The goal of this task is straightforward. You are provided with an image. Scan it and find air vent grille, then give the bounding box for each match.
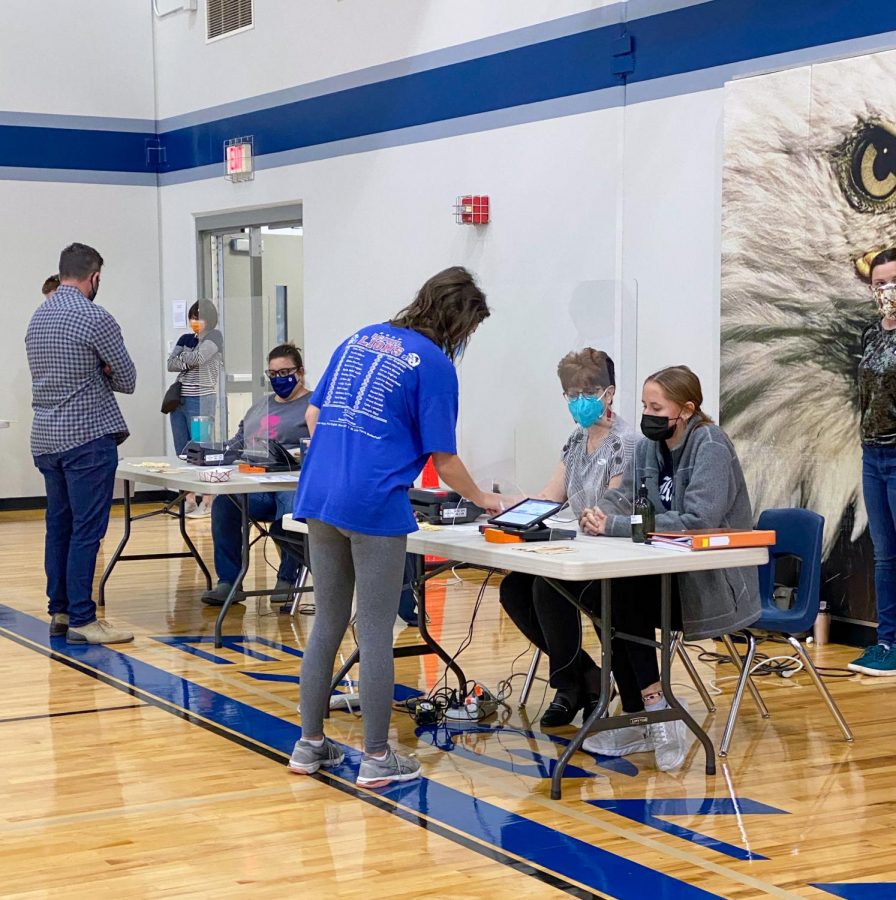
[207,0,253,41]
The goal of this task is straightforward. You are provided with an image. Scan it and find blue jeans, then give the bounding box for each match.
[211,490,304,584]
[170,394,216,455]
[34,435,119,627]
[862,445,896,645]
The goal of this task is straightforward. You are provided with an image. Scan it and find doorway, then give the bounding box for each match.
[196,205,303,440]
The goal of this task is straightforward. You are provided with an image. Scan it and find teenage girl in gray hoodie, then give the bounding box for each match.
[580,365,760,771]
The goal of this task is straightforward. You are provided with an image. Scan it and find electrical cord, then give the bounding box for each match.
[493,644,542,705]
[427,569,495,700]
[682,638,856,683]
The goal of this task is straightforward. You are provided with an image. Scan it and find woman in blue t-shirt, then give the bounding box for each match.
[288,267,502,787]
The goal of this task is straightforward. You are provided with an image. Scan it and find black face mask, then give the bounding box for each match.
[640,414,678,441]
[87,274,100,301]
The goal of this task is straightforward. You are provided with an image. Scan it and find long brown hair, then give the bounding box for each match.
[390,266,489,358]
[645,365,713,426]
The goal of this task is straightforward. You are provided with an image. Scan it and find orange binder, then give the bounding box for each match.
[648,529,776,552]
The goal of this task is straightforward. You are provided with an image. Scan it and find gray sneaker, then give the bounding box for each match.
[582,722,652,757]
[66,619,134,645]
[49,613,69,637]
[201,582,246,606]
[648,698,690,772]
[356,749,421,787]
[287,737,345,774]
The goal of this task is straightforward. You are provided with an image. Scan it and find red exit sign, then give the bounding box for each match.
[226,142,252,175]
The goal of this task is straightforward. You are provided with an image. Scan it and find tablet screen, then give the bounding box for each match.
[488,498,563,529]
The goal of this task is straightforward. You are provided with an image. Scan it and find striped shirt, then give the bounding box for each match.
[167,332,223,396]
[562,415,636,518]
[26,285,136,456]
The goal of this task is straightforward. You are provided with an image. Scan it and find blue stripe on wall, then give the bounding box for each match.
[0,124,156,173]
[0,604,724,899]
[158,27,619,173]
[2,0,896,180]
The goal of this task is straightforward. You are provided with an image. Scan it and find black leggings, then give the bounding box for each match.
[499,572,600,696]
[604,575,683,712]
[499,572,682,712]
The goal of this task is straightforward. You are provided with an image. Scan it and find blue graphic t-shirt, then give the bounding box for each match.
[294,323,459,536]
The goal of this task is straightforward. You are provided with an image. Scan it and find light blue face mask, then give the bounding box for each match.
[453,339,469,364]
[567,391,606,428]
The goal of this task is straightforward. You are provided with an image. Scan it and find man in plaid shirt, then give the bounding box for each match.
[26,243,137,645]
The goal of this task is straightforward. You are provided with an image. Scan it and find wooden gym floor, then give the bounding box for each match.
[0,504,894,899]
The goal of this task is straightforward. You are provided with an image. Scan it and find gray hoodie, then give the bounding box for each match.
[598,418,761,640]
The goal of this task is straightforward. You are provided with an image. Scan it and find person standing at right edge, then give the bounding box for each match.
[26,243,136,645]
[289,267,501,787]
[851,247,896,676]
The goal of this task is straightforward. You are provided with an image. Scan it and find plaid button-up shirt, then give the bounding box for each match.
[26,285,136,457]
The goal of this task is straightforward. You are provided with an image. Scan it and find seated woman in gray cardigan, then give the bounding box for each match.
[579,365,760,771]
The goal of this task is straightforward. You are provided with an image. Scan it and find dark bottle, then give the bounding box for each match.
[631,477,655,544]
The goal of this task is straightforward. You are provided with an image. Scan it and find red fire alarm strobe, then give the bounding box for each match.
[454,195,490,224]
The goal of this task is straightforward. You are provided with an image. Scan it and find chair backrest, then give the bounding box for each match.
[756,507,825,634]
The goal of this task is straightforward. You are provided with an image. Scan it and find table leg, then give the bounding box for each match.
[178,495,212,589]
[327,649,361,714]
[550,579,613,800]
[658,573,716,775]
[98,479,133,608]
[214,494,250,648]
[322,554,468,709]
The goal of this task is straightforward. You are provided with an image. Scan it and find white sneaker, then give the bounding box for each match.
[582,723,652,757]
[648,698,689,772]
[186,501,211,519]
[66,619,134,645]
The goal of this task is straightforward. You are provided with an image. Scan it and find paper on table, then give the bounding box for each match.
[252,473,300,483]
[512,544,577,555]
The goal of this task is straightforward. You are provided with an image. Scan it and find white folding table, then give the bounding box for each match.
[283,515,767,799]
[102,457,303,647]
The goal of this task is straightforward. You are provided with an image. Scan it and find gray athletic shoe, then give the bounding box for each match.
[356,749,421,787]
[66,619,134,645]
[201,582,245,606]
[648,698,690,772]
[287,737,345,774]
[49,613,69,637]
[582,723,652,757]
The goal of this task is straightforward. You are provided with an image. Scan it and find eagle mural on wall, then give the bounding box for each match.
[720,50,896,622]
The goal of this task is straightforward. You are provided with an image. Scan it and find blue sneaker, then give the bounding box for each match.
[848,643,896,676]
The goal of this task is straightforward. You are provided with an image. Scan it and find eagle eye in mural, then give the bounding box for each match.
[834,117,896,213]
[720,52,896,629]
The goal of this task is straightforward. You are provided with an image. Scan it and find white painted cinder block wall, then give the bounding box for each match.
[0,0,736,498]
[151,0,615,119]
[152,1,723,493]
[0,0,163,499]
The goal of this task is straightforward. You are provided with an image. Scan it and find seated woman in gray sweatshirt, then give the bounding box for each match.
[579,365,760,771]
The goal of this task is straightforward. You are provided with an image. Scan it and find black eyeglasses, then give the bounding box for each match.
[266,366,299,378]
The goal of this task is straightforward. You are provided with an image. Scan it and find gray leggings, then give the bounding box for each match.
[300,519,407,755]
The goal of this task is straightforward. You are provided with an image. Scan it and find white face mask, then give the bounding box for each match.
[872,282,896,318]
